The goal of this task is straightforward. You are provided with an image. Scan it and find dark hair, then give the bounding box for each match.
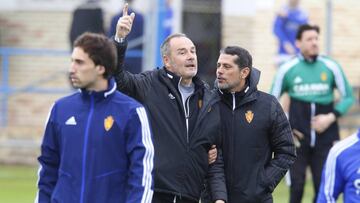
[296,24,320,40]
[74,32,117,79]
[220,46,252,69]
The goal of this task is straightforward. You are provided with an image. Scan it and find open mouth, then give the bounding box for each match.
[185,64,195,68]
[217,78,225,82]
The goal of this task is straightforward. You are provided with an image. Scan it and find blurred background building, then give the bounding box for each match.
[0,0,359,164]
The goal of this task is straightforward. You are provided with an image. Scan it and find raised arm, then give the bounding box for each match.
[113,3,152,101]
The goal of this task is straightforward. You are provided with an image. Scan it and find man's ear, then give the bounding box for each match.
[241,67,250,79]
[163,55,169,67]
[96,65,105,75]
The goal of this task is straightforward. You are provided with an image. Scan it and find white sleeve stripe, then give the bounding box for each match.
[138,108,154,184]
[271,58,299,98]
[34,166,42,203]
[136,107,154,203]
[318,57,346,96]
[136,107,152,203]
[137,107,152,203]
[323,133,359,202]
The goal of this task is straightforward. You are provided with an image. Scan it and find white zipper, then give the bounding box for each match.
[184,95,192,143]
[310,103,316,147]
[232,93,236,111]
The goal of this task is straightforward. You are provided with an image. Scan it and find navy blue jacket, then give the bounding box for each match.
[317,129,360,203]
[218,69,296,202]
[36,79,154,203]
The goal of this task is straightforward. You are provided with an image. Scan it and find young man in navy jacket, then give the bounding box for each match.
[36,32,154,203]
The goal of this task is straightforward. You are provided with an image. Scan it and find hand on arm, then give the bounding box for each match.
[311,113,336,134]
[208,145,217,164]
[207,149,227,202]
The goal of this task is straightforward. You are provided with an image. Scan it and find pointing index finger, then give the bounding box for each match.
[122,3,128,17]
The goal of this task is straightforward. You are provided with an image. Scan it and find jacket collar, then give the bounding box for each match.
[161,67,207,92]
[80,78,117,99]
[298,53,318,63]
[217,67,260,95]
[217,68,261,108]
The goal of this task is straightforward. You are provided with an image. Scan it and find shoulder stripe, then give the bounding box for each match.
[43,103,54,129]
[136,107,154,203]
[271,58,299,98]
[323,133,359,202]
[318,57,346,97]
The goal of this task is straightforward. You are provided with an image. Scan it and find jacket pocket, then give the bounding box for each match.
[258,167,270,192]
[51,170,77,202]
[89,169,126,202]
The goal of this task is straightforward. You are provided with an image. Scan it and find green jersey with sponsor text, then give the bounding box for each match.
[271,55,354,115]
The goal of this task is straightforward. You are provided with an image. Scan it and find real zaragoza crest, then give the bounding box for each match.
[245,110,254,123]
[104,116,114,131]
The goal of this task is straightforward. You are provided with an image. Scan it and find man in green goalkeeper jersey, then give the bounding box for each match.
[271,24,355,203]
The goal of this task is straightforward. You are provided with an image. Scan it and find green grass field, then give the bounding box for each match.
[0,164,342,203]
[0,165,38,203]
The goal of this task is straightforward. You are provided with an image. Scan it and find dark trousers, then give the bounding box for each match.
[289,144,332,203]
[152,192,198,203]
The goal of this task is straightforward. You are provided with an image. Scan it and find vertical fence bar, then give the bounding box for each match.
[155,0,166,68]
[0,51,10,127]
[325,0,333,56]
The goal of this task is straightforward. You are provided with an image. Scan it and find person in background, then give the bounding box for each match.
[69,0,104,49]
[273,0,308,67]
[317,128,360,203]
[317,91,360,203]
[108,0,144,74]
[271,24,355,203]
[273,0,308,115]
[35,32,154,202]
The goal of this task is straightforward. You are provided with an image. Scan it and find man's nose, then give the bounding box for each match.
[187,52,195,60]
[69,62,76,73]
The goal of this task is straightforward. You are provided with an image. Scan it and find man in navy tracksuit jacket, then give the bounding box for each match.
[36,33,154,203]
[317,128,360,203]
